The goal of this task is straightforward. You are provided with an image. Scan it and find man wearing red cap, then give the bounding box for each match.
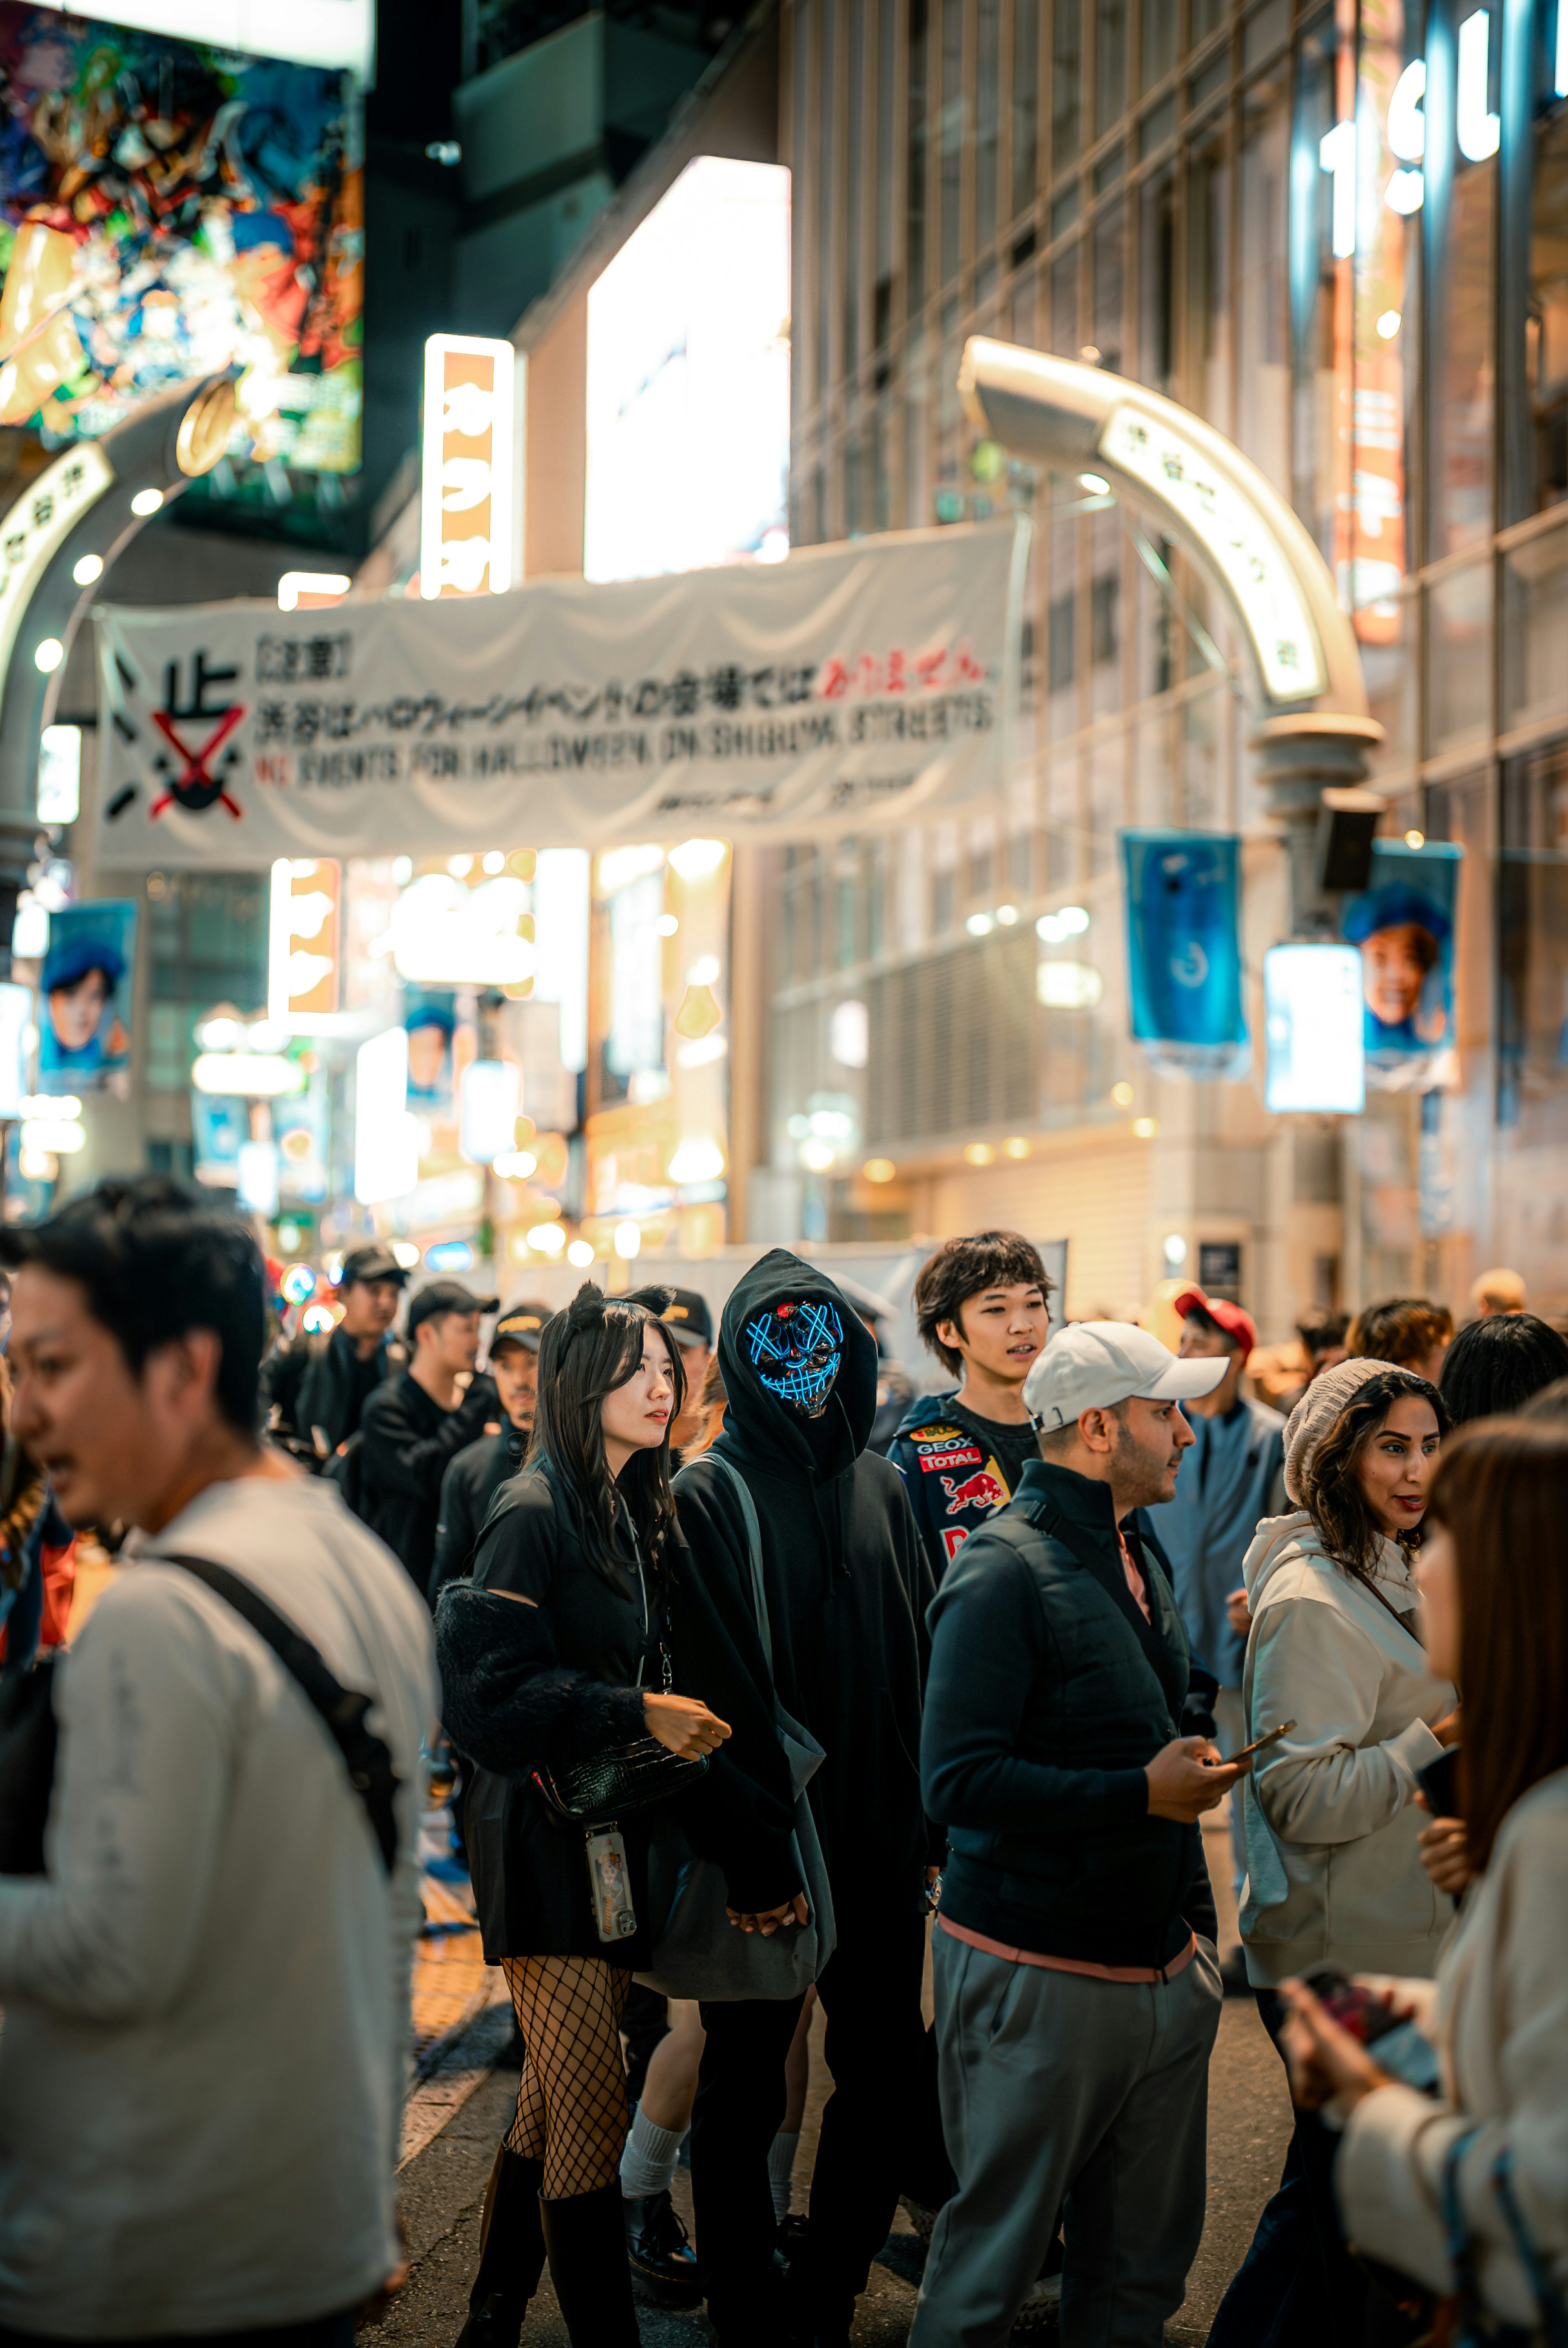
[1141,1288,1286,1947]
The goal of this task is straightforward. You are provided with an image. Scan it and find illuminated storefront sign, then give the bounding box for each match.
[585,156,791,584]
[1264,944,1366,1115]
[0,445,114,688]
[1098,407,1326,701]
[421,335,516,599]
[31,0,373,76]
[268,858,342,1027]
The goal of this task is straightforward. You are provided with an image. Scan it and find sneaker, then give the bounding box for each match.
[1011,2270,1062,2333]
[623,2188,702,2308]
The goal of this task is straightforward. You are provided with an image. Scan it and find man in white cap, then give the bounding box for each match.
[912,1322,1244,2348]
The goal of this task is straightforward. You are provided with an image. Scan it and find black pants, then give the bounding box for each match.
[691,1909,929,2340]
[0,2318,356,2348]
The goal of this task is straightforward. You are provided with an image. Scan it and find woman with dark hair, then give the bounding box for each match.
[435,1284,800,2348]
[1209,1356,1459,2348]
[1279,1419,1568,2339]
[1439,1309,1568,1426]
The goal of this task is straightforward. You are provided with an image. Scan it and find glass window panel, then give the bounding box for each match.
[1243,0,1289,69]
[1010,262,1039,344]
[1350,8,1419,624]
[1142,0,1176,88]
[1131,525,1177,699]
[1092,143,1124,193]
[977,0,1000,250]
[941,0,964,283]
[1138,164,1176,392]
[1051,181,1082,236]
[876,0,896,287]
[1189,0,1227,44]
[1047,518,1078,736]
[1290,24,1339,566]
[1091,203,1124,371]
[1497,747,1568,1207]
[1188,52,1228,110]
[1502,520,1568,734]
[1433,156,1497,555]
[1186,128,1232,435]
[1052,243,1080,352]
[1094,0,1127,138]
[1361,586,1419,783]
[908,0,930,311]
[1089,508,1121,718]
[1427,561,1494,756]
[1012,0,1040,217]
[1052,0,1081,174]
[1139,94,1176,155]
[1089,734,1124,874]
[1236,71,1290,496]
[1529,110,1568,512]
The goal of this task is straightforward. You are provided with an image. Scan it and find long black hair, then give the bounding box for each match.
[1303,1366,1450,1583]
[529,1282,685,1584]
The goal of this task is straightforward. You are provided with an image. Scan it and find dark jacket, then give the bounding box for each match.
[429,1420,524,1603]
[438,1456,799,1965]
[260,1325,406,1458]
[671,1248,940,1925]
[922,1456,1218,1970]
[359,1369,497,1594]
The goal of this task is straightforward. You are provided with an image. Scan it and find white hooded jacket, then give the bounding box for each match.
[1238,1511,1455,1987]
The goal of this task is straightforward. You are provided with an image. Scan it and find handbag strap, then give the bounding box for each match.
[154,1552,399,1877]
[1493,2147,1568,2348]
[698,1453,773,1672]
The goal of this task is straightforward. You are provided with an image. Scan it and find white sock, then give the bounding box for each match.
[768,2129,800,2223]
[619,2108,686,2201]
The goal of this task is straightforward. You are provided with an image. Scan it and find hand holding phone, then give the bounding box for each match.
[1214,1719,1296,1771]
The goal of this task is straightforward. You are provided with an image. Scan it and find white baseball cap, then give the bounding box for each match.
[1023,1320,1229,1432]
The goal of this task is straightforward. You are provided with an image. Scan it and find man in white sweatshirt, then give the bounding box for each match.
[0,1177,438,2346]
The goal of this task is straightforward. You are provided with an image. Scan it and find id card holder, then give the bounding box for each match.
[585,1827,637,1943]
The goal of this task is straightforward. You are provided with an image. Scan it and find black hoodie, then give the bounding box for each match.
[670,1248,939,1922]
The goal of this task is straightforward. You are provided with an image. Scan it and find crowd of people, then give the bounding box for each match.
[0,1180,1564,2348]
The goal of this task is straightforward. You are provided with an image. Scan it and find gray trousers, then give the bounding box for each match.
[909,1927,1223,2348]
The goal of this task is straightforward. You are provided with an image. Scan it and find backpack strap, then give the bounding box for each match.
[156,1552,399,1876]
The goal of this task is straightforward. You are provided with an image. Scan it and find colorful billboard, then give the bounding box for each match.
[36,896,137,1095]
[0,6,361,486]
[1343,837,1463,1090]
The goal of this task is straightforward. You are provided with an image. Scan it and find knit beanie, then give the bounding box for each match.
[1283,1354,1401,1506]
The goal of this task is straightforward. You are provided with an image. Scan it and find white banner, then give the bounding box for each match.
[91,519,1027,867]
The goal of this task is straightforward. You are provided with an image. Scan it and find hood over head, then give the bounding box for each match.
[716,1247,878,1487]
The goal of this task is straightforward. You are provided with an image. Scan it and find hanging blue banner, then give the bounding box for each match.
[1343,838,1463,1092]
[1121,831,1248,1078]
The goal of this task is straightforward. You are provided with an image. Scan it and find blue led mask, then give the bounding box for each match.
[745,1297,844,1417]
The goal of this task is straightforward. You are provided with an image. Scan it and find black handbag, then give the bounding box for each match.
[0,1652,59,1875]
[531,1733,708,1827]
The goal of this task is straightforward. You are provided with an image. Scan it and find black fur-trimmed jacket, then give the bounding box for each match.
[435,1455,800,1966]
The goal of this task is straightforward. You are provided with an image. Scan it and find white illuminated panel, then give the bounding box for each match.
[37,725,81,824]
[268,856,341,1027]
[459,1058,523,1165]
[421,335,516,599]
[1457,9,1499,161]
[585,156,791,583]
[1099,406,1326,701]
[30,0,373,76]
[354,1025,419,1205]
[1264,943,1365,1114]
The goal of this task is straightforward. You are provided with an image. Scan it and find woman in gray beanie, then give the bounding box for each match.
[1208,1356,1459,2348]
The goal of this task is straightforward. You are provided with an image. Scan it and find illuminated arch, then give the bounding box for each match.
[0,370,244,959]
[958,339,1384,810]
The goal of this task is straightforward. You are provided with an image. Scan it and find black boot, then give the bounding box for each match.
[623,2187,702,2307]
[454,2146,546,2348]
[540,2182,642,2346]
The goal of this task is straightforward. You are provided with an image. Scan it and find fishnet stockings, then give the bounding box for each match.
[502,1956,632,2196]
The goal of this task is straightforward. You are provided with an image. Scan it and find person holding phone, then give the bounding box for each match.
[433,1286,801,2348]
[1209,1356,1458,2348]
[1276,1417,1568,2342]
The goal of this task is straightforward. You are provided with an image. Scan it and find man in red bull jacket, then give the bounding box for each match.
[888,1232,1054,1582]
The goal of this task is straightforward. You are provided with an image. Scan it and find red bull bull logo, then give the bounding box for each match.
[940,1467,1009,1515]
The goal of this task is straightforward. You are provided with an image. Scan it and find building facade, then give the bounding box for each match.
[757,0,1568,1325]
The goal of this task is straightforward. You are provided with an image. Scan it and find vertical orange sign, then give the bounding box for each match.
[420,334,516,599]
[269,857,342,1024]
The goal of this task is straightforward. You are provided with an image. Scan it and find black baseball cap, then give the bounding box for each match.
[491,1298,552,1354]
[659,1287,715,1350]
[406,1278,499,1337]
[338,1243,408,1290]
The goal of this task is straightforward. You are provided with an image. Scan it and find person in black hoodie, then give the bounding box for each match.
[435,1284,800,2348]
[428,1297,550,1603]
[670,1248,939,2348]
[910,1321,1241,2348]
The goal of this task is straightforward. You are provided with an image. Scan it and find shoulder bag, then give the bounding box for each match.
[636,1452,837,2002]
[0,1552,400,1878]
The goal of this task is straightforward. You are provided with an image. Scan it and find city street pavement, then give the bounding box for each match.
[366,1808,1292,2346]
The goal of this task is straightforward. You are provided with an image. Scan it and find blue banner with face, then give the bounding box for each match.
[744,1296,844,1416]
[1343,839,1463,1090]
[1120,831,1247,1078]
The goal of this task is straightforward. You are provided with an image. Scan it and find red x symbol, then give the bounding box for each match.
[150,703,247,818]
